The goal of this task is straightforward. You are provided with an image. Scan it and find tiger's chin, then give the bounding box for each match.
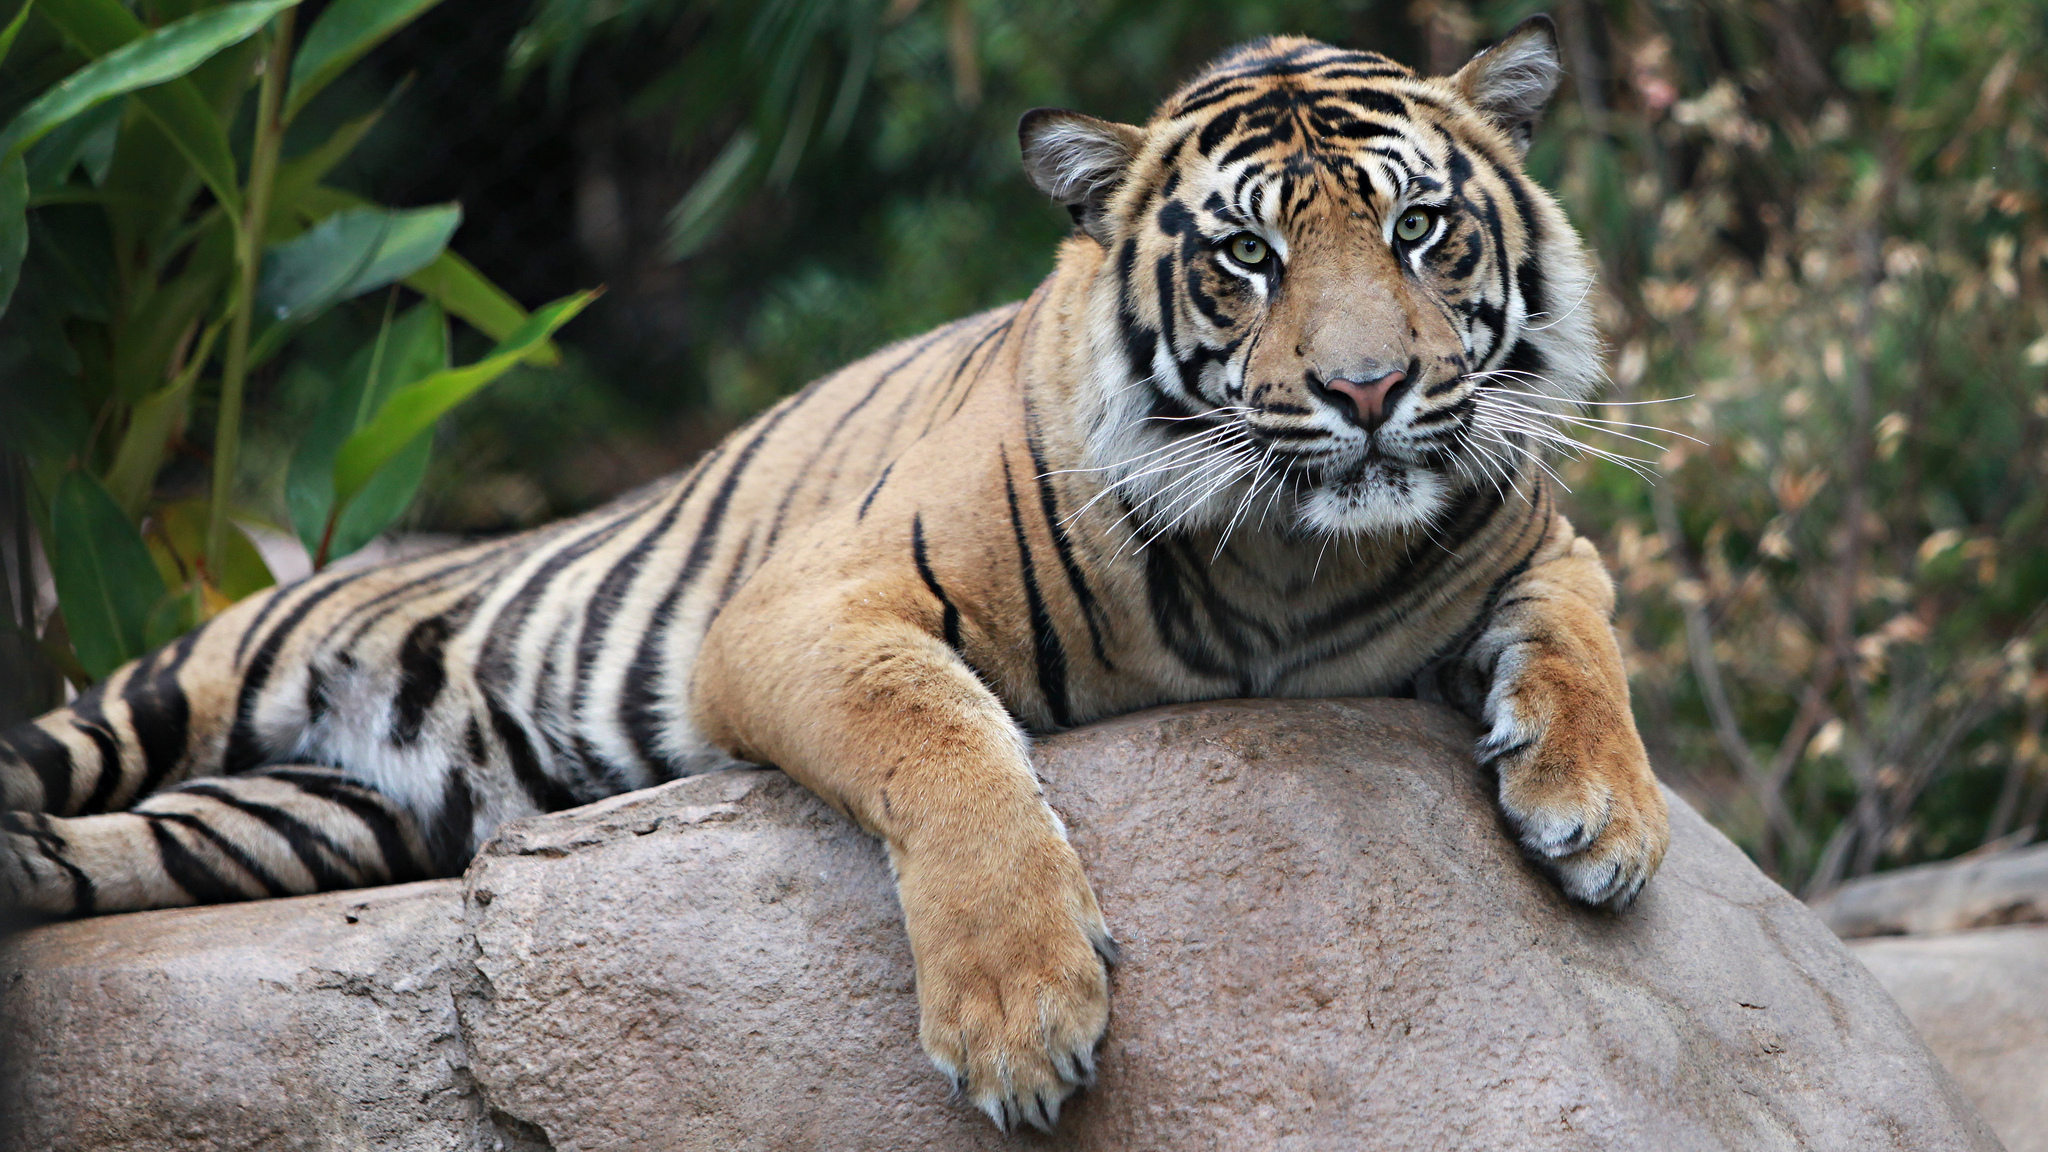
[1299,460,1453,536]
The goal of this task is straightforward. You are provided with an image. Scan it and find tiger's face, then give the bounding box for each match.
[1023,19,1601,538]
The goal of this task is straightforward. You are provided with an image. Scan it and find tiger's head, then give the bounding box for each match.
[1021,17,1601,538]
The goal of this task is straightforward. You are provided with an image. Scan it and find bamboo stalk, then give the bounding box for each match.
[205,9,296,585]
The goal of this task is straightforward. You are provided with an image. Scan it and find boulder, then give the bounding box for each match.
[1,699,2002,1151]
[1851,927,2048,1152]
[0,879,517,1151]
[1813,843,2048,939]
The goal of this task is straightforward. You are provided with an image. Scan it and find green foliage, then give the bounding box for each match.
[327,288,594,514]
[47,468,163,679]
[287,296,447,566]
[0,0,593,691]
[0,0,295,160]
[255,202,461,323]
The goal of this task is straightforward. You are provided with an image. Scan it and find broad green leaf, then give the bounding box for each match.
[99,96,207,260]
[105,374,194,513]
[293,184,559,364]
[404,249,558,364]
[104,308,225,513]
[0,0,299,161]
[267,104,385,236]
[255,203,460,323]
[0,154,25,319]
[332,289,596,508]
[32,0,288,217]
[289,299,447,563]
[284,0,440,123]
[50,469,167,680]
[23,95,123,191]
[0,0,33,64]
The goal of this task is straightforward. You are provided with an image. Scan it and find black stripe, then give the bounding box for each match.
[489,695,580,813]
[1024,428,1112,669]
[911,515,963,651]
[232,583,298,667]
[124,631,196,797]
[857,461,894,520]
[1,722,71,814]
[176,782,359,889]
[222,577,364,774]
[570,452,724,749]
[329,534,538,653]
[70,687,124,812]
[621,398,799,776]
[149,811,290,897]
[390,614,452,745]
[477,509,644,691]
[425,767,476,876]
[3,812,96,913]
[261,771,427,884]
[304,661,331,725]
[149,818,248,904]
[709,530,756,619]
[918,316,1014,435]
[1002,451,1072,728]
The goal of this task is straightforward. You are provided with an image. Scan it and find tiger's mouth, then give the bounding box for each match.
[1232,411,1472,535]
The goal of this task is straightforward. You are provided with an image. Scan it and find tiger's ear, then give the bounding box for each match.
[1452,14,1563,155]
[1019,108,1145,244]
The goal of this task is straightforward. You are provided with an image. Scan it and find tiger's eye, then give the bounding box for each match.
[1396,209,1433,243]
[1229,233,1269,265]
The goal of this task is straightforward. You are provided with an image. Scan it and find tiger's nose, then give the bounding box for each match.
[1326,370,1407,431]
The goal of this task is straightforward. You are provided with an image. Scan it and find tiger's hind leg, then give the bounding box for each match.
[0,767,447,920]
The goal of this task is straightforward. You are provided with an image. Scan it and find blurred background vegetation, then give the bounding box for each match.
[2,0,2044,896]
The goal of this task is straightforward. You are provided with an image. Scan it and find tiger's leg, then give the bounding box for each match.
[693,584,1112,1134]
[0,767,440,919]
[1445,517,1670,909]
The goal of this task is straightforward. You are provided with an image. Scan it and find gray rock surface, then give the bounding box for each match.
[1851,926,2048,1152]
[2,699,2004,1151]
[1814,843,2048,939]
[0,879,531,1151]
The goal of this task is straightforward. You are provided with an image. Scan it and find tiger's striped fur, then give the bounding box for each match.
[2,19,1667,1132]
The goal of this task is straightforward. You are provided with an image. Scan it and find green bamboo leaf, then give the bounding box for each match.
[0,0,300,162]
[33,0,260,216]
[404,249,558,364]
[331,289,596,509]
[290,184,559,364]
[0,154,25,319]
[23,95,123,192]
[255,202,460,323]
[50,469,168,680]
[289,299,447,563]
[267,103,386,233]
[283,0,440,123]
[0,0,33,64]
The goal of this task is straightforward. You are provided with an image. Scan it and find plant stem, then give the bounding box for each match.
[206,8,296,586]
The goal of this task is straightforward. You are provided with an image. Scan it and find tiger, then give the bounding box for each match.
[1,15,1668,1133]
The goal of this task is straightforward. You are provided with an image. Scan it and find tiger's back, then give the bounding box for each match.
[0,302,1036,902]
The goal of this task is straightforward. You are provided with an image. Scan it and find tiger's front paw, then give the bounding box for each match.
[1479,679,1670,911]
[898,820,1113,1133]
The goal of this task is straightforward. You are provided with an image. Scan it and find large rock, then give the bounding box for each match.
[1851,927,2048,1152]
[0,879,523,1150]
[1814,843,2048,939]
[1,699,2002,1150]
